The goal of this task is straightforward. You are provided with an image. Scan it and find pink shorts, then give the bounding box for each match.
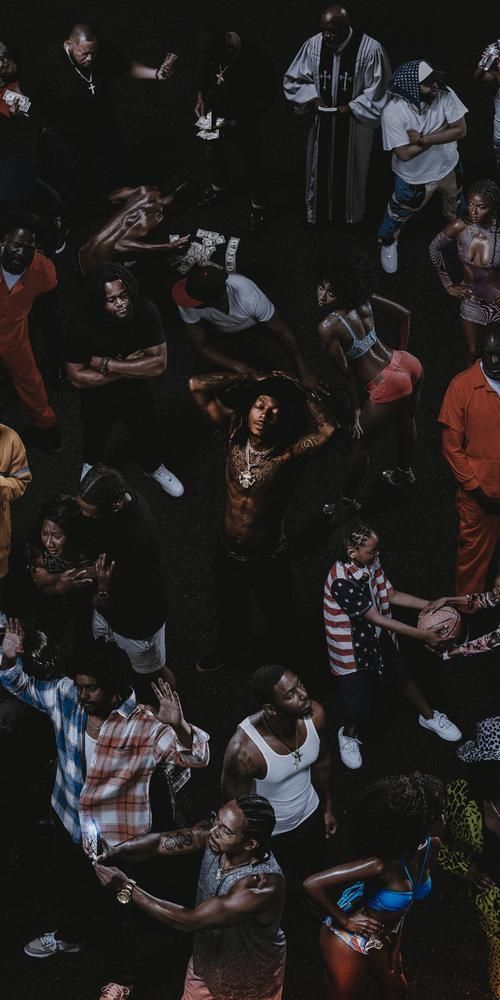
[366,351,423,404]
[181,957,284,1000]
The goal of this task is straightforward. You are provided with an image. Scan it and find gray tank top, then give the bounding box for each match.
[192,847,286,1000]
[330,303,378,361]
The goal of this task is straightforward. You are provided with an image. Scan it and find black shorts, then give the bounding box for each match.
[337,631,410,724]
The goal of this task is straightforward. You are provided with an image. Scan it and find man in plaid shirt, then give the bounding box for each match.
[0,621,209,1000]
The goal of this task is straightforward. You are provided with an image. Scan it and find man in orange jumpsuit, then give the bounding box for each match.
[0,213,62,451]
[439,327,500,594]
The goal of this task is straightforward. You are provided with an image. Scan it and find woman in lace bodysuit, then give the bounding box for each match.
[429,178,500,364]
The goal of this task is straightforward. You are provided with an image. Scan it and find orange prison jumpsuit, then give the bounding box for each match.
[0,252,57,428]
[439,362,500,594]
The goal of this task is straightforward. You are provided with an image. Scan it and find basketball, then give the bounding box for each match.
[417,605,463,645]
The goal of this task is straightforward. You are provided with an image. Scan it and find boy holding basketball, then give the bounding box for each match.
[323,517,462,769]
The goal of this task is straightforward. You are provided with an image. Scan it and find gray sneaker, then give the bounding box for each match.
[24,930,84,958]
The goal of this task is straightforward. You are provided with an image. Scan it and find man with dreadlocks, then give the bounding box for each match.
[323,517,461,769]
[189,370,336,672]
[96,793,286,1000]
[65,262,183,496]
[429,178,500,365]
[377,59,467,274]
[0,625,209,999]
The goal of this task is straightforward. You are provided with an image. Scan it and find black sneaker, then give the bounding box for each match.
[196,650,225,674]
[197,185,224,208]
[24,425,63,454]
[381,468,416,487]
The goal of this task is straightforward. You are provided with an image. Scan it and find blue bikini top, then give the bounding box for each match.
[337,837,432,916]
[329,303,377,361]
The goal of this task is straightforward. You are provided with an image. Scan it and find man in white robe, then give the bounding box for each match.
[283,6,390,225]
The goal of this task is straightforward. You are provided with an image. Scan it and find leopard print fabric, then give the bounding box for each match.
[439,779,500,997]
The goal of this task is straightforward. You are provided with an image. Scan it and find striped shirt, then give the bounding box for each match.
[323,557,393,676]
[0,658,210,845]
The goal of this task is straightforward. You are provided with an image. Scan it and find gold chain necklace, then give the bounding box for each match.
[216,859,253,881]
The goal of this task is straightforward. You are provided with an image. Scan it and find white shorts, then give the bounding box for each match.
[92,610,166,674]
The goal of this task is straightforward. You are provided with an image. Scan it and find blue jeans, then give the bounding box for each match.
[378,163,465,244]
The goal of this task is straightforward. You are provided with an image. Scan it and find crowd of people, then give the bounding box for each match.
[0,7,499,1000]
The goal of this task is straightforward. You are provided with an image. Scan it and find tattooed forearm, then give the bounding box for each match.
[305,395,337,430]
[189,372,250,394]
[159,818,211,856]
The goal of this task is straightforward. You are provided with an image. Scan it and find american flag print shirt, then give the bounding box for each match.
[323,557,393,676]
[0,659,210,845]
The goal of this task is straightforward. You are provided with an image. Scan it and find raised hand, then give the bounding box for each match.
[1,618,24,663]
[95,553,115,592]
[151,677,185,730]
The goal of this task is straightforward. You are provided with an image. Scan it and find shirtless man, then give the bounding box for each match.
[222,664,336,881]
[188,370,336,671]
[78,185,190,274]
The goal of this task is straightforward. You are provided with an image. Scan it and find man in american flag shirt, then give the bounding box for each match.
[0,622,209,1000]
[323,518,461,771]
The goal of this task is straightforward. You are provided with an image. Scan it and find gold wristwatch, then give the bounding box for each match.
[116,879,136,904]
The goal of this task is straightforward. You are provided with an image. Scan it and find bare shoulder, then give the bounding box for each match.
[318,313,340,339]
[309,699,326,730]
[224,726,261,775]
[228,870,285,897]
[444,218,466,239]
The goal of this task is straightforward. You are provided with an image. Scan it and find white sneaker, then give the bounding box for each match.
[24,930,84,958]
[419,710,462,742]
[147,464,184,498]
[338,726,363,768]
[380,243,398,274]
[80,462,93,481]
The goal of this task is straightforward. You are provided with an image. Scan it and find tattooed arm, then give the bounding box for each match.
[221,728,261,800]
[98,818,212,865]
[282,394,336,462]
[189,372,253,427]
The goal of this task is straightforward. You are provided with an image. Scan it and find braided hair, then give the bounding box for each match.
[236,794,277,861]
[347,772,446,860]
[467,178,500,223]
[79,464,128,514]
[328,515,375,563]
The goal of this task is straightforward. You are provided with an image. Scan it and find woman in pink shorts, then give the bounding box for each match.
[317,250,423,508]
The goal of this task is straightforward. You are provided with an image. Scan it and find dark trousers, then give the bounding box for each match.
[211,540,297,665]
[271,805,326,883]
[205,123,266,206]
[338,631,411,731]
[41,126,127,227]
[53,813,136,984]
[79,381,163,471]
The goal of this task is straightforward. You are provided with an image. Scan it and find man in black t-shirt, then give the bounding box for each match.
[77,465,169,679]
[24,22,177,225]
[65,262,184,497]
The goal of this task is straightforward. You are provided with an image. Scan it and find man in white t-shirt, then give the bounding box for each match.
[172,263,316,385]
[377,60,468,273]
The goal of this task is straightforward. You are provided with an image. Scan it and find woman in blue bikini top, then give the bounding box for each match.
[304,773,445,1000]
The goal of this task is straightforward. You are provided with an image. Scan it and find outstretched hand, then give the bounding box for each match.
[94,863,128,890]
[2,618,24,662]
[152,677,185,730]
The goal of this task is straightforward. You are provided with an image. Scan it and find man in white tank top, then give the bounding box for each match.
[221,665,337,881]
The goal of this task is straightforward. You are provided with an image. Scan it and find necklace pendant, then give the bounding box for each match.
[239,469,256,489]
[216,72,224,85]
[292,749,303,769]
[89,81,96,95]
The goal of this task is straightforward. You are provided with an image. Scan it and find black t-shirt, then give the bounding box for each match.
[65,297,165,368]
[24,40,130,143]
[82,489,166,637]
[199,38,275,121]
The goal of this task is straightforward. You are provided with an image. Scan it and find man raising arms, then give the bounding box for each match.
[188,371,336,671]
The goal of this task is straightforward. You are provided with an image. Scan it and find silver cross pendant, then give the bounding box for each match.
[238,469,256,489]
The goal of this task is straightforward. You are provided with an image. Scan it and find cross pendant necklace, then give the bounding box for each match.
[264,718,304,769]
[216,63,229,86]
[64,43,96,95]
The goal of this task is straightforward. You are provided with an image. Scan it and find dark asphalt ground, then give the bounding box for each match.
[1,2,500,998]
